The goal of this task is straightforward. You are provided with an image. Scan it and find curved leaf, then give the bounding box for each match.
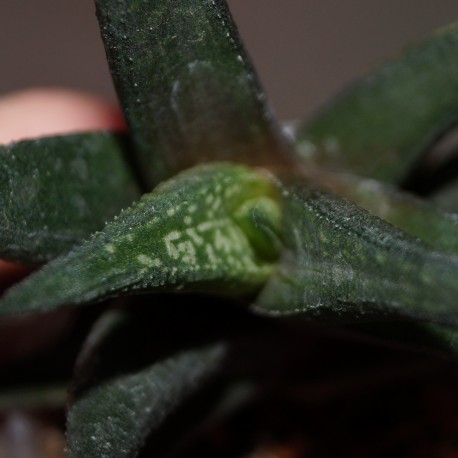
[0,132,140,264]
[96,0,292,189]
[0,163,281,315]
[67,304,228,458]
[256,181,458,327]
[308,169,458,255]
[295,23,458,183]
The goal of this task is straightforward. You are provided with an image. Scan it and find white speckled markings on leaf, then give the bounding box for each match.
[0,163,282,315]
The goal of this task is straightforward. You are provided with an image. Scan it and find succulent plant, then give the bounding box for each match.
[1,1,458,456]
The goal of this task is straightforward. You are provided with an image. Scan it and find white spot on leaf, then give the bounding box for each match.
[137,255,161,268]
[164,231,181,259]
[105,244,116,254]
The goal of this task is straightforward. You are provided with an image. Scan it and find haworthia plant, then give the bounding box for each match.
[295,23,458,183]
[0,163,281,315]
[0,133,140,264]
[96,0,293,189]
[2,1,458,456]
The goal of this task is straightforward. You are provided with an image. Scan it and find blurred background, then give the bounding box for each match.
[1,0,458,121]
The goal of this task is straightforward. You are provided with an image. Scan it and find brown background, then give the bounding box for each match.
[1,1,458,120]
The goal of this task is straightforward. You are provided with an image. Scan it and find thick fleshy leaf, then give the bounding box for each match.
[96,0,292,189]
[0,132,140,264]
[295,24,458,183]
[68,298,383,457]
[294,126,458,361]
[256,182,458,327]
[68,337,225,458]
[0,163,281,315]
[66,299,239,458]
[307,169,458,255]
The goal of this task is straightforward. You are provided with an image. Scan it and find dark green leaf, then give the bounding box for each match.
[96,0,292,189]
[308,169,458,254]
[67,306,228,458]
[256,182,458,327]
[0,132,141,264]
[289,136,458,355]
[295,24,458,183]
[0,163,281,315]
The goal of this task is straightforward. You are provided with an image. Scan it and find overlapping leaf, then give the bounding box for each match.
[0,132,140,264]
[3,3,458,456]
[295,24,458,183]
[256,181,458,327]
[67,303,230,458]
[70,298,398,457]
[287,23,458,355]
[306,169,458,254]
[96,0,293,189]
[0,163,281,315]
